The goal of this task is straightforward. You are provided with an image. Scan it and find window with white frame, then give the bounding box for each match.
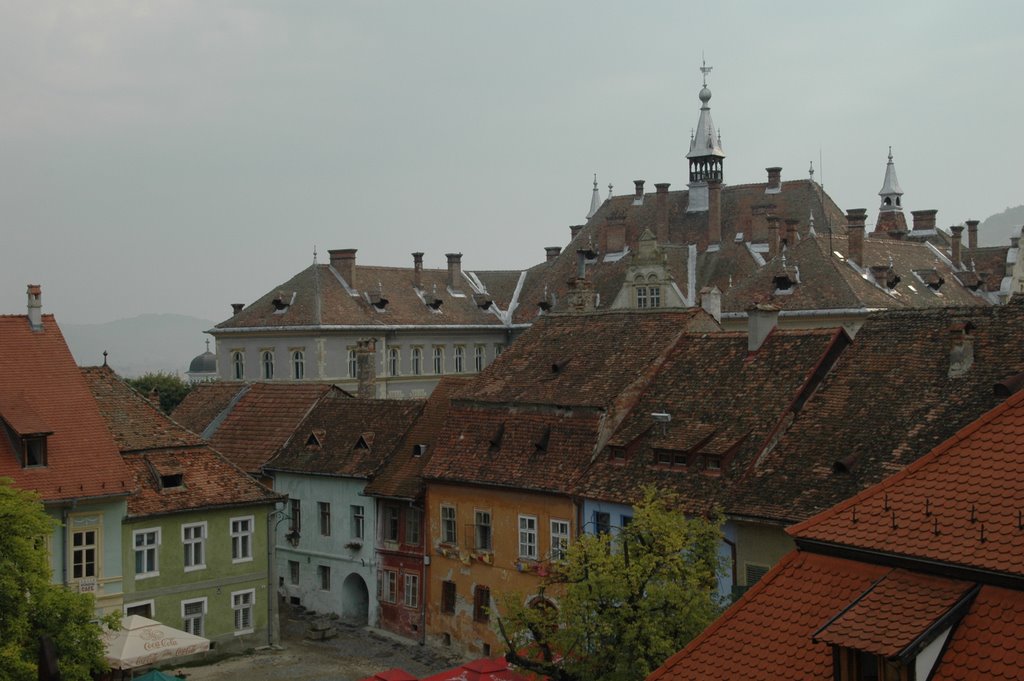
[351,505,364,539]
[288,560,300,585]
[348,349,357,378]
[232,351,244,380]
[261,350,274,379]
[411,348,422,375]
[134,528,160,578]
[125,600,154,617]
[433,347,444,374]
[441,505,457,544]
[182,598,206,637]
[518,515,538,559]
[182,522,206,571]
[405,508,421,546]
[382,570,398,603]
[649,285,661,308]
[474,345,485,372]
[318,564,331,591]
[231,516,253,562]
[454,346,465,373]
[71,526,99,580]
[232,589,255,634]
[388,347,400,376]
[292,350,305,379]
[636,285,649,309]
[550,519,570,560]
[319,502,331,536]
[404,573,419,608]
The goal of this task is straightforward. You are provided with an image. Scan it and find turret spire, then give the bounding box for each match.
[586,174,601,219]
[878,146,904,212]
[686,58,725,213]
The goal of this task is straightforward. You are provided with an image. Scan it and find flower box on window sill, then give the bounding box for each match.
[344,540,362,551]
[471,550,494,565]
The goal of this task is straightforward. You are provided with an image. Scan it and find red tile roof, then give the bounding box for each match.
[171,381,247,436]
[0,315,132,502]
[932,585,1024,681]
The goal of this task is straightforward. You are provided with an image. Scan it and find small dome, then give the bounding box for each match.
[699,86,712,104]
[189,351,217,374]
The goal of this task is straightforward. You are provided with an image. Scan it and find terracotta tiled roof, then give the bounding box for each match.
[790,382,1024,577]
[932,586,1024,680]
[423,405,604,495]
[462,310,719,408]
[729,300,1024,523]
[365,376,471,500]
[812,570,973,658]
[171,381,246,436]
[0,315,132,502]
[174,382,339,474]
[649,551,887,681]
[82,365,204,452]
[264,391,423,479]
[574,328,844,513]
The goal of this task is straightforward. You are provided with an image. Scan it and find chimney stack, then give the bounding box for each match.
[707,178,722,246]
[747,303,780,352]
[655,183,671,244]
[412,252,424,289]
[329,249,357,288]
[950,225,964,269]
[846,209,867,267]
[545,247,561,263]
[765,167,782,193]
[966,219,980,249]
[26,284,42,331]
[633,180,645,205]
[355,338,377,398]
[784,218,800,250]
[231,303,245,315]
[767,216,781,260]
[569,225,584,240]
[446,253,463,290]
[911,209,938,232]
[699,286,722,323]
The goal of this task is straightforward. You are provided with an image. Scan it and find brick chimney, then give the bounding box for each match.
[633,180,645,206]
[748,303,780,352]
[569,225,584,240]
[708,178,722,246]
[767,216,780,260]
[846,209,867,267]
[231,303,245,315]
[950,225,964,270]
[329,249,357,288]
[355,338,377,399]
[784,218,800,250]
[545,247,561,263]
[26,284,42,331]
[446,253,462,290]
[966,219,980,249]
[412,252,424,289]
[911,209,938,232]
[699,286,721,323]
[765,167,782,194]
[655,183,670,243]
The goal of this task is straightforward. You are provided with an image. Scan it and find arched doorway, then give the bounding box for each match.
[341,573,369,624]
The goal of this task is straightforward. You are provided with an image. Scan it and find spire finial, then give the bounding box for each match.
[205,339,210,352]
[608,182,614,200]
[809,161,815,181]
[313,245,318,264]
[102,350,108,366]
[888,145,893,162]
[587,174,601,219]
[700,53,712,87]
[593,173,597,189]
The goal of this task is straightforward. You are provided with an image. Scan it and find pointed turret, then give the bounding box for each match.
[686,59,725,213]
[586,174,601,220]
[874,147,908,239]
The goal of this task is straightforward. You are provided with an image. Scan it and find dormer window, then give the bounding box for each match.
[22,436,47,467]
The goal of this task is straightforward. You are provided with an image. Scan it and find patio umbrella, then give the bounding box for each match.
[133,671,183,681]
[102,615,210,670]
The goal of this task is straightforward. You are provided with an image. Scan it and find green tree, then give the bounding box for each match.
[497,489,725,681]
[125,371,192,414]
[0,479,116,681]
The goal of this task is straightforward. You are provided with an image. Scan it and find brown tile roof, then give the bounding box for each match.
[648,551,887,681]
[729,300,1024,523]
[171,381,245,436]
[722,234,988,313]
[790,382,1024,577]
[175,382,339,474]
[81,365,204,452]
[0,315,132,502]
[573,328,844,513]
[461,309,719,409]
[364,376,471,500]
[264,391,423,479]
[932,586,1024,681]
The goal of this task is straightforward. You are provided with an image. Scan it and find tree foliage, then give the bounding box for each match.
[125,371,192,414]
[498,489,725,681]
[0,479,116,681]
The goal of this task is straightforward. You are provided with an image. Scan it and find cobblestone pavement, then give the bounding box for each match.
[162,603,466,681]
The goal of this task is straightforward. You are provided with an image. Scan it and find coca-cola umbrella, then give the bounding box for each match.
[102,615,210,670]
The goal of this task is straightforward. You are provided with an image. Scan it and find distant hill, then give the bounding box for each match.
[980,205,1024,246]
[62,314,217,378]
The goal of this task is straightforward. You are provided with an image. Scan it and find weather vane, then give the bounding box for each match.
[700,53,712,86]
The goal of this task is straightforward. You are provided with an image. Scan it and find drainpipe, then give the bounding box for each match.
[414,500,427,646]
[268,502,287,647]
[61,506,70,586]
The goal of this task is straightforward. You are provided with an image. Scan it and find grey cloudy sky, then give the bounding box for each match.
[1,1,1021,325]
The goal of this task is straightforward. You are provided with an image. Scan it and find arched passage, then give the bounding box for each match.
[341,572,369,624]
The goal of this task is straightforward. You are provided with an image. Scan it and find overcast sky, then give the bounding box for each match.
[2,1,1021,325]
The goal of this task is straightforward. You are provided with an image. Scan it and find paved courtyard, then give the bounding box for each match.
[162,603,466,681]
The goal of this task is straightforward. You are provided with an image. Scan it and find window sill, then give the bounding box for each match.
[233,628,254,637]
[184,565,206,573]
[232,556,254,564]
[135,572,159,580]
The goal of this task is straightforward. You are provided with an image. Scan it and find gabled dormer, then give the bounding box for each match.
[0,395,52,468]
[610,229,686,309]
